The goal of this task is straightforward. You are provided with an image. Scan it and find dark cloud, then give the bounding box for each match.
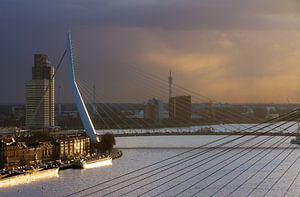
[0,0,300,103]
[1,0,299,30]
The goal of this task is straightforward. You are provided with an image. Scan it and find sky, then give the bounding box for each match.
[1,0,300,104]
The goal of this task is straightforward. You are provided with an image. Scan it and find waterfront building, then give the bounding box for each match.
[53,134,90,160]
[0,137,53,168]
[25,54,55,129]
[169,96,192,122]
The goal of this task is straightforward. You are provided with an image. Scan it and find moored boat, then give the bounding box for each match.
[0,167,59,188]
[74,156,112,169]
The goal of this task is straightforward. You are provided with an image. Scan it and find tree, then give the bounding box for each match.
[99,133,116,154]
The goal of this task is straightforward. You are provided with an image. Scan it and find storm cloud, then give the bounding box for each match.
[1,0,300,103]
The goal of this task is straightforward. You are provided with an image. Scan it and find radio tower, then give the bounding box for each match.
[168,69,173,98]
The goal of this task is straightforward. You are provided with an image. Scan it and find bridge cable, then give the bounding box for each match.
[87,120,295,197]
[65,109,299,197]
[77,76,241,132]
[81,115,297,196]
[282,161,300,196]
[118,124,296,197]
[180,122,297,196]
[126,66,256,128]
[77,77,245,136]
[79,64,255,131]
[77,81,122,129]
[78,79,147,130]
[169,136,291,197]
[244,144,297,197]
[120,135,281,197]
[207,138,297,196]
[77,71,290,135]
[136,136,290,196]
[78,79,169,134]
[226,143,297,196]
[77,82,111,129]
[128,65,263,123]
[188,137,295,196]
[261,151,300,197]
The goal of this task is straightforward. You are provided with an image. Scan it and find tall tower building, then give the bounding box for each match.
[25,54,55,129]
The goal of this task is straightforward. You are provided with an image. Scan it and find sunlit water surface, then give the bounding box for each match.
[2,134,300,197]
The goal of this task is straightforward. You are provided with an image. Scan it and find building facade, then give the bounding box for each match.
[169,96,192,122]
[25,54,54,129]
[0,137,53,168]
[53,134,90,160]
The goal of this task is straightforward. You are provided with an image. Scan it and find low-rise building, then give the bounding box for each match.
[0,137,53,168]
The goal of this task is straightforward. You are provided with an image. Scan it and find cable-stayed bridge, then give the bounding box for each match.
[49,33,300,196]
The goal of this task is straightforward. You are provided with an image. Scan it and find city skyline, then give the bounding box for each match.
[1,0,300,104]
[1,1,300,196]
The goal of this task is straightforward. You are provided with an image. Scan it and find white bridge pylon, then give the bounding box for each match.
[66,32,99,143]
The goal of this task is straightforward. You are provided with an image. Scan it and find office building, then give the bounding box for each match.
[25,54,55,129]
[169,96,192,121]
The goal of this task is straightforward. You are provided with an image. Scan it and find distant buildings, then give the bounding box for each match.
[167,71,192,123]
[266,106,280,119]
[169,96,192,122]
[144,98,164,123]
[123,109,144,119]
[25,54,55,129]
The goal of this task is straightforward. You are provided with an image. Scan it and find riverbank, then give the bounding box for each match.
[0,149,123,188]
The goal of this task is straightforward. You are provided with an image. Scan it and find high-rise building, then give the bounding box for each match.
[25,54,55,129]
[169,96,191,121]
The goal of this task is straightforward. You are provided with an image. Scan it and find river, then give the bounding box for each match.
[1,135,300,197]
